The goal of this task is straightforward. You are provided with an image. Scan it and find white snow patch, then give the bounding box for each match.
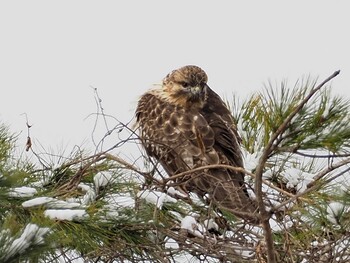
[94,172,113,190]
[101,193,136,220]
[167,186,187,198]
[104,193,135,208]
[243,151,261,171]
[203,219,219,232]
[188,192,205,206]
[181,215,197,231]
[81,190,96,206]
[30,180,44,188]
[137,189,177,209]
[44,209,88,221]
[269,215,293,232]
[77,183,93,193]
[284,168,313,193]
[1,224,50,262]
[327,202,345,225]
[104,210,120,219]
[9,187,37,197]
[22,197,81,209]
[77,183,96,206]
[66,183,97,206]
[164,237,180,249]
[180,216,203,238]
[236,248,255,259]
[168,211,183,221]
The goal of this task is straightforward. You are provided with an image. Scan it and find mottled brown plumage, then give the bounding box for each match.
[135,65,258,223]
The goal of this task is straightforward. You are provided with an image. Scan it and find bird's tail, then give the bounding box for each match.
[183,169,259,224]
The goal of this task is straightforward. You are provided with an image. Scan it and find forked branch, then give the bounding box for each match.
[254,70,340,263]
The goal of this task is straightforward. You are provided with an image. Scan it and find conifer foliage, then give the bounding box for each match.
[1,71,350,263]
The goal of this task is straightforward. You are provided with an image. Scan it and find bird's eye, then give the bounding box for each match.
[181,82,189,88]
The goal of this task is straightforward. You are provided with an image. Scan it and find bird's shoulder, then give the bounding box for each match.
[202,87,242,143]
[136,88,170,119]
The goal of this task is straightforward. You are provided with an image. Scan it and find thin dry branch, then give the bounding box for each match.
[164,164,308,202]
[308,156,350,187]
[271,157,350,212]
[104,152,163,185]
[162,228,255,262]
[295,150,350,159]
[104,153,142,174]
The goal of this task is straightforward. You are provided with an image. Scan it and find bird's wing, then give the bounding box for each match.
[201,87,245,178]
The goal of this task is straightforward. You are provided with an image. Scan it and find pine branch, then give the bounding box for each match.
[254,70,340,263]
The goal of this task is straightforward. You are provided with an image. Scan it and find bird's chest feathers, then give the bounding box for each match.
[139,93,216,158]
[161,107,214,153]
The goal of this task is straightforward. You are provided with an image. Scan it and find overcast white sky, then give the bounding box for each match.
[0,1,349,157]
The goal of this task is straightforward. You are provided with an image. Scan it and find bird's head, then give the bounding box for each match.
[162,65,209,108]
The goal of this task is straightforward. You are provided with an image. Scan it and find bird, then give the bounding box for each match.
[135,65,258,223]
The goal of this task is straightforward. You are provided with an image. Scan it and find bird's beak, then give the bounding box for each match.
[189,86,202,94]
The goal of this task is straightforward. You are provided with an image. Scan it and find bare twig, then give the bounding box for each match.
[271,157,350,212]
[90,86,110,148]
[309,156,350,187]
[161,228,255,262]
[295,150,350,159]
[165,164,307,201]
[21,113,33,151]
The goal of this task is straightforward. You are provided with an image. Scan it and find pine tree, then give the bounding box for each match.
[1,70,350,263]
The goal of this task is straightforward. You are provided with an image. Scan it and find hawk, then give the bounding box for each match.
[135,65,258,223]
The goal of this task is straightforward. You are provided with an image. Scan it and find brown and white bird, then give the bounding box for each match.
[135,65,258,223]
